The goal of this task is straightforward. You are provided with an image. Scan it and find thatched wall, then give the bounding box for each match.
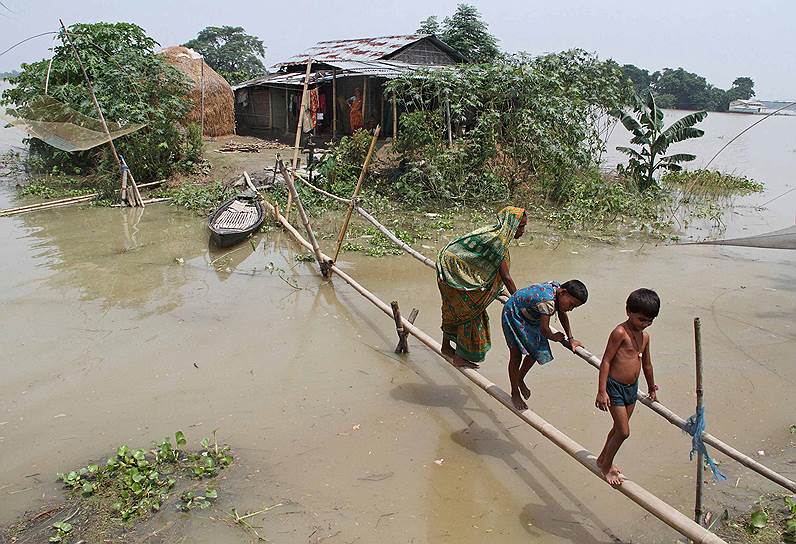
[160,46,235,137]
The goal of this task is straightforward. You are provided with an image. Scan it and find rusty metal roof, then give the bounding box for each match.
[276,34,430,67]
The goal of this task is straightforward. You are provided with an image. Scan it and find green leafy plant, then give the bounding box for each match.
[53,430,232,528]
[48,521,73,543]
[613,91,707,191]
[748,503,769,532]
[177,487,217,511]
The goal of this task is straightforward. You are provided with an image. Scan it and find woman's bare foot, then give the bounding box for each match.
[598,460,624,486]
[511,390,528,410]
[519,380,531,400]
[441,340,455,358]
[452,354,480,369]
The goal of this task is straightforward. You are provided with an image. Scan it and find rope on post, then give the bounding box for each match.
[685,406,727,483]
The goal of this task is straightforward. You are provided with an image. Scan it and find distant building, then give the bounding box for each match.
[729,99,796,116]
[233,34,465,138]
[729,99,764,113]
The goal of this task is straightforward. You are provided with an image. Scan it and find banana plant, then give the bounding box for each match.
[613,91,707,191]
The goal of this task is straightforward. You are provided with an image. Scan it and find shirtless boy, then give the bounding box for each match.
[595,288,660,485]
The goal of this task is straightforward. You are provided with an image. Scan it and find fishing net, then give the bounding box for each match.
[1,95,145,152]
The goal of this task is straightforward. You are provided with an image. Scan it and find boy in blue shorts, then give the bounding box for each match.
[595,288,660,485]
[502,280,588,410]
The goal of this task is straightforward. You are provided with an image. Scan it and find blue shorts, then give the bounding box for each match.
[607,376,638,406]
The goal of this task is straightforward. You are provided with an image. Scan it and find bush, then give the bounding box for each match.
[2,22,193,186]
[384,50,633,204]
[316,129,372,195]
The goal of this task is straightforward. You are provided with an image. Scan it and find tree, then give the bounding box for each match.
[417,16,440,35]
[725,76,755,106]
[651,67,724,111]
[613,92,707,191]
[184,26,265,85]
[417,4,499,63]
[2,22,192,186]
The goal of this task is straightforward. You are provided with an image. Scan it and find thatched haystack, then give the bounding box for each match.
[160,46,235,137]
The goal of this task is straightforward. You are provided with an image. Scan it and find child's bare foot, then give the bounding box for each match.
[519,380,531,400]
[441,343,455,358]
[453,354,480,369]
[511,390,528,411]
[598,460,624,486]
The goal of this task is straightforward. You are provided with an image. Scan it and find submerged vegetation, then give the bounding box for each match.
[4,431,232,543]
[718,494,796,544]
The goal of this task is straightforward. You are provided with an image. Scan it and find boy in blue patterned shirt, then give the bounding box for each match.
[502,280,588,410]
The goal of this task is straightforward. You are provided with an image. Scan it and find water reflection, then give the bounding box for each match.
[13,204,207,315]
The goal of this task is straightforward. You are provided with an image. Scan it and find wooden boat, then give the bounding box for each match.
[208,191,265,247]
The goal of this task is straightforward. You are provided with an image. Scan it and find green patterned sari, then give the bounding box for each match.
[436,206,525,362]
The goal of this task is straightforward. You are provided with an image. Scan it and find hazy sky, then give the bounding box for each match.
[1,0,794,99]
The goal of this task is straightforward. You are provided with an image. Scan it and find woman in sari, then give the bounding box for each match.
[437,207,527,368]
[348,88,363,132]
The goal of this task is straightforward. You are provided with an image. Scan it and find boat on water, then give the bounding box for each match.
[208,191,265,247]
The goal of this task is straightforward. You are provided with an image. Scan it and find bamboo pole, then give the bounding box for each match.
[332,69,337,140]
[292,181,796,494]
[286,60,313,217]
[446,98,453,147]
[694,317,704,526]
[332,125,380,264]
[262,199,727,544]
[200,57,205,136]
[59,19,121,171]
[0,195,96,217]
[278,160,330,277]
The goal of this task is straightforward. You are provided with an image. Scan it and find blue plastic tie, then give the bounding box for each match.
[684,405,727,482]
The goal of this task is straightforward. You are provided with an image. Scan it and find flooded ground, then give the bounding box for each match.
[0,105,794,543]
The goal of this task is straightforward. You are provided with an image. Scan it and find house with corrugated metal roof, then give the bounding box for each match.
[233,34,465,138]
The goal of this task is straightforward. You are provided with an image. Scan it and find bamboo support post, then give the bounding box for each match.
[292,180,796,495]
[278,160,330,277]
[263,199,727,544]
[243,171,258,193]
[332,125,380,264]
[119,155,144,208]
[284,88,289,133]
[694,317,704,526]
[362,77,368,124]
[332,69,337,140]
[286,60,313,217]
[391,301,409,353]
[121,165,129,205]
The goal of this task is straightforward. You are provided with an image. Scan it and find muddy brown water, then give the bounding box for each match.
[1,102,794,542]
